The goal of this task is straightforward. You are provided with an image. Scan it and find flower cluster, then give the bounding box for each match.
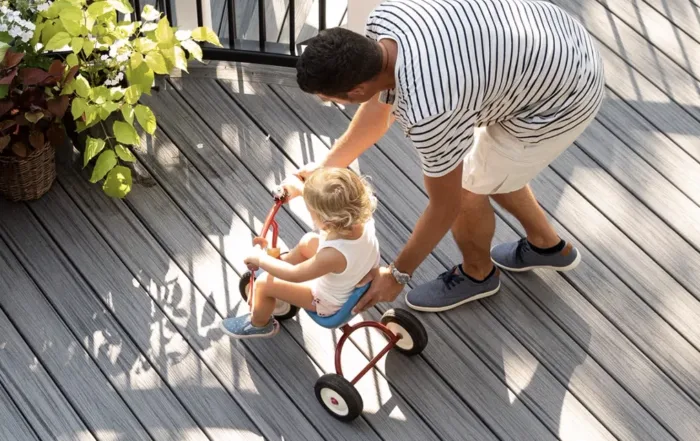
[0,3,36,44]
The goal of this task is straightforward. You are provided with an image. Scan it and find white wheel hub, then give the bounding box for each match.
[273,300,291,316]
[320,387,349,416]
[387,322,414,351]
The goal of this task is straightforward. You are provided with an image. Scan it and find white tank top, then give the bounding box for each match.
[314,219,381,309]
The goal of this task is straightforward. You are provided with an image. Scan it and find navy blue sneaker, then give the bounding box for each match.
[491,238,580,272]
[220,314,279,339]
[405,267,501,312]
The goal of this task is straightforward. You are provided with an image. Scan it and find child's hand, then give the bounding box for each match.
[244,237,268,271]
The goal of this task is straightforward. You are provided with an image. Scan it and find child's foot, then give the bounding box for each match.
[220,314,280,339]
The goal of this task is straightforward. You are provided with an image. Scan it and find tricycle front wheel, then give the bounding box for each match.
[239,271,299,321]
[315,374,363,422]
[380,308,428,356]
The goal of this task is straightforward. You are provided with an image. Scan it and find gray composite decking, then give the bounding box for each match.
[2,0,700,439]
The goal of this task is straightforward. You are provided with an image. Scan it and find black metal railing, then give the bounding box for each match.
[130,0,328,67]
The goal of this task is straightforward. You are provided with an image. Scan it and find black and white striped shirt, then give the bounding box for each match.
[365,0,605,177]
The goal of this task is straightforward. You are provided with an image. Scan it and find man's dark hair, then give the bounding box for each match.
[296,27,383,97]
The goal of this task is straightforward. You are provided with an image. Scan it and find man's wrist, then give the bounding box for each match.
[389,262,411,285]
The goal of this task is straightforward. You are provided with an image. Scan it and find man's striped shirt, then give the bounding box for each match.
[365,0,605,177]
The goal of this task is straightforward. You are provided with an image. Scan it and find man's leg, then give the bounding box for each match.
[490,184,580,272]
[404,189,501,313]
[490,185,559,249]
[451,189,496,280]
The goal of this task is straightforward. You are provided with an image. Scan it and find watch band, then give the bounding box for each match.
[390,262,411,285]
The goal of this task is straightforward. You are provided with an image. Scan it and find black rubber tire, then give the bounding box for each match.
[239,271,299,321]
[380,308,428,356]
[314,374,363,422]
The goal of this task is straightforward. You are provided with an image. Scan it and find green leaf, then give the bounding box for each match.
[113,120,139,145]
[121,104,134,124]
[141,5,160,22]
[84,105,98,125]
[74,75,90,98]
[115,21,139,39]
[70,37,83,53]
[103,101,120,114]
[66,53,79,67]
[115,144,136,162]
[130,52,143,69]
[83,136,106,167]
[61,80,76,96]
[60,7,83,36]
[25,112,44,123]
[83,39,95,56]
[134,104,156,135]
[144,52,168,75]
[134,37,157,53]
[99,107,112,120]
[181,39,203,62]
[87,1,115,18]
[124,85,141,105]
[92,86,111,104]
[155,17,175,47]
[163,46,188,72]
[102,165,132,198]
[45,32,72,51]
[90,150,117,183]
[0,85,8,99]
[110,87,125,101]
[191,27,222,46]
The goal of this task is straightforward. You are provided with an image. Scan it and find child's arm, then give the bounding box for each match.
[246,247,347,283]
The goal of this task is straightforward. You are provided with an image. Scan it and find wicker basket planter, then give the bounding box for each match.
[0,142,56,202]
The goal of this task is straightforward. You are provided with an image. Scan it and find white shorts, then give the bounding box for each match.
[461,111,598,195]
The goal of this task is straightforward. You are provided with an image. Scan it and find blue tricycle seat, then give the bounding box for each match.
[306,284,370,329]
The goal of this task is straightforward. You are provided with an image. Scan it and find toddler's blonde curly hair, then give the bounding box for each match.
[303,168,376,233]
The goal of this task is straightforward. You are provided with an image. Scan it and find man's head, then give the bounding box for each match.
[296,27,386,104]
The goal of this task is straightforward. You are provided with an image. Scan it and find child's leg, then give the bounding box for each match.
[280,232,320,265]
[251,273,316,326]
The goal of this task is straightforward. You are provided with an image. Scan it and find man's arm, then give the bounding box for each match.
[392,166,462,275]
[320,93,394,169]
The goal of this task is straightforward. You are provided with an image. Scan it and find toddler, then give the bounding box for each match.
[221,167,380,339]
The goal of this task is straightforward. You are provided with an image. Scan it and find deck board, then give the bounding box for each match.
[0,214,153,441]
[2,0,700,436]
[0,308,96,441]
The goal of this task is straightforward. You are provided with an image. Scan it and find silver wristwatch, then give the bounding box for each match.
[389,262,411,285]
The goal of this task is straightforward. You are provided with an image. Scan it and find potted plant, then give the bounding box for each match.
[33,0,221,198]
[0,0,70,201]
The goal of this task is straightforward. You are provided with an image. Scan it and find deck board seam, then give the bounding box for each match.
[0,326,49,441]
[0,232,153,441]
[590,0,700,80]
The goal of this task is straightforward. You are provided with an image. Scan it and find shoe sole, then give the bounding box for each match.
[405,282,501,313]
[491,250,581,273]
[219,321,280,339]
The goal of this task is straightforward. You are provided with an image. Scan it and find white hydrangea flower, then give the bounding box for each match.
[20,31,33,43]
[0,24,7,33]
[34,42,43,51]
[116,52,130,63]
[36,2,50,12]
[9,26,22,38]
[101,54,110,61]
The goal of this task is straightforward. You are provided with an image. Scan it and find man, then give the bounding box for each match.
[292,0,604,313]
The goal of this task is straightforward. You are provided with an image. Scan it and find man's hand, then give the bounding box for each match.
[352,266,404,314]
[294,162,320,183]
